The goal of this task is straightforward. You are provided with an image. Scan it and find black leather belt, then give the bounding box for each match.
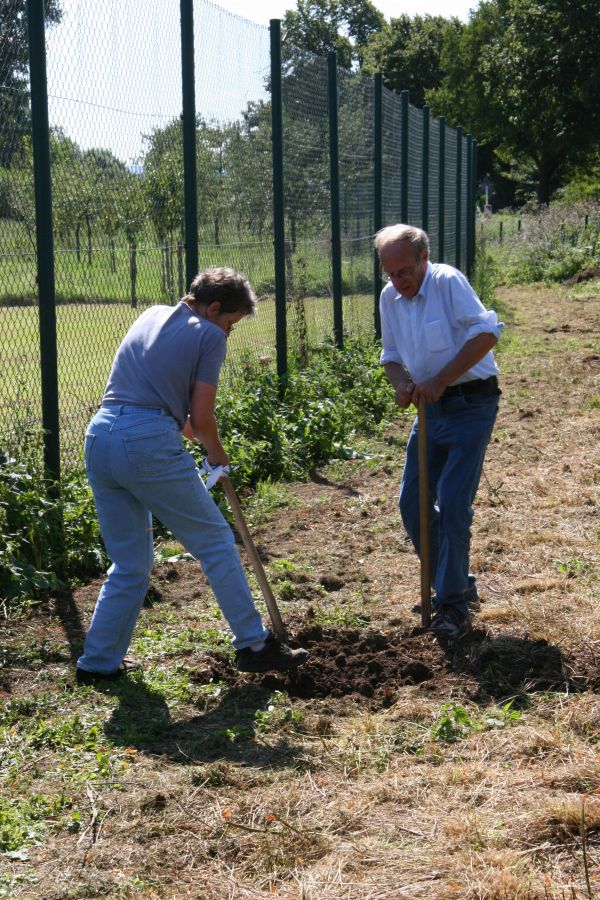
[442,376,499,398]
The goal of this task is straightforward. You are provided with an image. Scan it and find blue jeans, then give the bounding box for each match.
[77,405,268,674]
[399,393,499,618]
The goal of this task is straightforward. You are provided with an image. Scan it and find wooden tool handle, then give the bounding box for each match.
[417,398,431,627]
[221,477,288,640]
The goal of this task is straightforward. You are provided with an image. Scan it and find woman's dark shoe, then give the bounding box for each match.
[75,658,141,685]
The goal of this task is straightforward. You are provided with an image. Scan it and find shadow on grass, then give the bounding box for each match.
[449,629,591,704]
[102,676,304,769]
[53,589,86,664]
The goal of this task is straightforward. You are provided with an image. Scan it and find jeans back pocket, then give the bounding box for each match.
[84,433,96,473]
[123,430,168,475]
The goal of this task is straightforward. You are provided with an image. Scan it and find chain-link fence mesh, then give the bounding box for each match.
[407,103,423,229]
[0,0,44,455]
[338,70,373,339]
[0,0,475,470]
[428,118,441,262]
[281,46,331,360]
[195,1,276,375]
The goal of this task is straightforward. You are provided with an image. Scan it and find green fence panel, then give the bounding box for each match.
[407,103,423,229]
[338,70,374,340]
[444,126,458,267]
[427,117,441,262]
[0,0,477,470]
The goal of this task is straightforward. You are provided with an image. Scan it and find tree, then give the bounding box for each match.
[360,14,463,107]
[429,0,600,205]
[0,0,62,167]
[226,102,273,240]
[282,0,384,69]
[143,120,184,302]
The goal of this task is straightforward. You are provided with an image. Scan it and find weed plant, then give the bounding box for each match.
[214,336,397,489]
[483,200,600,284]
[0,429,106,613]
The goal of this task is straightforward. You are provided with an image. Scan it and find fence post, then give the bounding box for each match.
[270,20,287,382]
[26,0,60,480]
[472,139,478,275]
[455,125,463,270]
[328,52,343,349]
[400,91,409,224]
[421,105,429,232]
[400,90,409,224]
[438,115,446,263]
[373,74,383,340]
[180,0,198,288]
[465,134,474,278]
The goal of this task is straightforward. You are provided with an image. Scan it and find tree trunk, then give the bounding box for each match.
[109,237,116,273]
[177,240,184,298]
[161,244,167,295]
[536,155,558,206]
[214,214,220,246]
[86,216,92,265]
[75,223,81,263]
[130,240,138,308]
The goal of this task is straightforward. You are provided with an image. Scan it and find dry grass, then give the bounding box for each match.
[1,282,599,898]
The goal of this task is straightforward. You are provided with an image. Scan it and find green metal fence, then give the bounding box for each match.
[0,0,477,476]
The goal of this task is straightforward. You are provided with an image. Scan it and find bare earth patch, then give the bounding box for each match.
[1,283,599,898]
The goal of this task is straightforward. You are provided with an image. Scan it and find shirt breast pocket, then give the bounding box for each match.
[424,319,448,353]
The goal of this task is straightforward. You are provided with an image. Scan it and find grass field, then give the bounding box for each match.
[0,219,373,305]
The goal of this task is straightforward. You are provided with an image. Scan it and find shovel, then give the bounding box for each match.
[220,476,288,641]
[418,397,432,627]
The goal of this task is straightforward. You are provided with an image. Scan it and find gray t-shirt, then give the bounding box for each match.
[103,301,227,428]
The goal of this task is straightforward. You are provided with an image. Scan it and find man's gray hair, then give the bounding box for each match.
[374,224,430,258]
[185,267,257,316]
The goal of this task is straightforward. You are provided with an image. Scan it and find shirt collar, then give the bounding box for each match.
[390,261,433,301]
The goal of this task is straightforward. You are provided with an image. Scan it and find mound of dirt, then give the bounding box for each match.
[192,624,437,705]
[191,621,590,707]
[563,265,600,285]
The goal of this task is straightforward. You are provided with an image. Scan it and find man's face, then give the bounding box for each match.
[379,240,429,299]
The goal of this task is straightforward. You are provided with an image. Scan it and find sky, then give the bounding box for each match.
[209,0,477,25]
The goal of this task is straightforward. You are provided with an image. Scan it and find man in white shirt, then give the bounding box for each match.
[376,224,504,645]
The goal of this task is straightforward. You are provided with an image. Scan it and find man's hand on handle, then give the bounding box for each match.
[394,381,415,409]
[412,375,447,405]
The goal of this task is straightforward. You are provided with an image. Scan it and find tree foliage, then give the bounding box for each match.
[361,14,463,107]
[0,0,62,167]
[283,0,384,69]
[428,0,600,204]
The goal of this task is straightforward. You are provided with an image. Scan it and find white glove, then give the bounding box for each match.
[201,458,230,490]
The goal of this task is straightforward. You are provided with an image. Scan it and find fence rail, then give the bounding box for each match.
[0,0,477,474]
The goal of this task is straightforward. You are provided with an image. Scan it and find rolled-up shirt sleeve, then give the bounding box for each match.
[450,270,504,342]
[379,297,406,366]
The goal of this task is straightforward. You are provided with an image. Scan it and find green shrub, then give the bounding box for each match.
[215,336,397,489]
[0,440,106,612]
